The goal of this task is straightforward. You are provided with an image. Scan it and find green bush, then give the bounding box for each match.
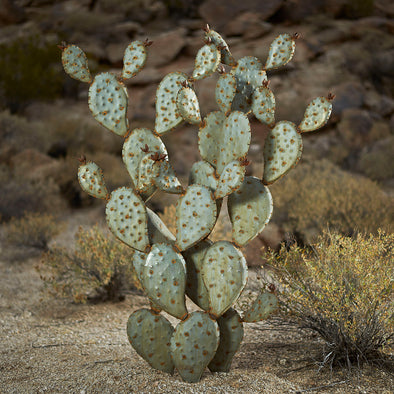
[38,225,142,303]
[0,35,64,112]
[270,160,393,243]
[265,230,393,368]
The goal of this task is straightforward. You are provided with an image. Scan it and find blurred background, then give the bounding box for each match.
[0,0,393,262]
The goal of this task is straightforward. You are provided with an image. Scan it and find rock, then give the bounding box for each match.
[337,108,373,150]
[124,67,164,86]
[106,41,130,65]
[258,223,284,252]
[198,0,283,30]
[112,21,141,37]
[147,28,187,67]
[331,81,365,119]
[364,91,394,117]
[223,12,272,39]
[0,0,25,25]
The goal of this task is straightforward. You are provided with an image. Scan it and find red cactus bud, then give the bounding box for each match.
[327,92,336,101]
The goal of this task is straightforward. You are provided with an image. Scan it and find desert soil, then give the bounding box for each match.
[0,209,393,393]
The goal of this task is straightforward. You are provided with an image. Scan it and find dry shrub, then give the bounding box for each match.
[265,230,393,368]
[5,212,62,251]
[38,226,141,303]
[270,159,393,243]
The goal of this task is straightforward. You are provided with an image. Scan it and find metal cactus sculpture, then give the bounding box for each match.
[60,26,333,383]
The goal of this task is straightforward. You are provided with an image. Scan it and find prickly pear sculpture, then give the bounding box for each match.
[61,26,333,383]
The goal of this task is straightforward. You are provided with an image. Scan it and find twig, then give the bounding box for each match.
[31,342,71,349]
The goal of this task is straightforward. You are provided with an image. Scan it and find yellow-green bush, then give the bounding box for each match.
[5,212,62,251]
[270,160,393,243]
[265,230,393,367]
[38,226,141,303]
[0,35,64,112]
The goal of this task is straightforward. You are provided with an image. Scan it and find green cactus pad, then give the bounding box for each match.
[176,87,202,125]
[88,72,129,136]
[122,40,147,80]
[199,111,251,174]
[183,239,212,311]
[105,187,149,252]
[155,72,188,135]
[142,243,187,319]
[228,176,273,246]
[77,161,108,199]
[171,311,220,383]
[189,161,218,192]
[61,44,92,83]
[155,160,184,194]
[202,241,248,317]
[251,85,276,126]
[208,308,244,372]
[231,57,267,114]
[147,208,176,244]
[243,291,278,323]
[137,154,159,193]
[131,249,148,282]
[205,30,236,66]
[192,43,221,80]
[298,96,332,133]
[263,121,303,184]
[127,308,174,374]
[265,33,296,71]
[175,185,217,251]
[214,160,246,199]
[215,73,237,113]
[122,127,167,188]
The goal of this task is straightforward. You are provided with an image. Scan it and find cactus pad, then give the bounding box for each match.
[122,40,147,80]
[183,239,212,311]
[77,161,108,199]
[176,87,202,125]
[127,309,174,373]
[192,43,221,80]
[205,29,236,66]
[137,154,158,193]
[208,308,244,372]
[215,72,237,113]
[175,185,217,251]
[147,208,176,244]
[155,72,188,135]
[228,176,273,246]
[243,291,278,323]
[214,160,245,199]
[202,241,248,317]
[142,243,187,319]
[171,311,220,383]
[251,85,276,126]
[88,72,129,136]
[189,161,218,192]
[263,121,303,184]
[265,33,296,70]
[105,187,149,252]
[122,127,167,189]
[298,96,332,133]
[131,249,148,283]
[199,111,251,174]
[155,160,184,194]
[231,57,267,113]
[61,44,92,83]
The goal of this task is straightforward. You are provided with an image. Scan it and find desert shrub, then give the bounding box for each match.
[38,226,142,303]
[5,212,62,251]
[270,160,393,243]
[265,230,393,368]
[0,35,64,112]
[0,177,66,221]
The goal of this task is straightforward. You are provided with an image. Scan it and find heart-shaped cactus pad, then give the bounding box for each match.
[192,43,221,80]
[298,96,332,133]
[243,291,278,323]
[122,40,147,80]
[61,44,91,83]
[265,33,296,70]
